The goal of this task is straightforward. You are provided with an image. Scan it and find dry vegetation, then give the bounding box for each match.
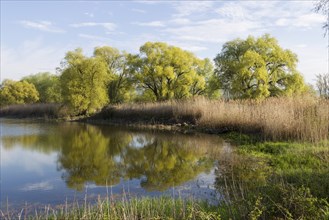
[1,96,328,142]
[0,103,60,119]
[97,96,329,142]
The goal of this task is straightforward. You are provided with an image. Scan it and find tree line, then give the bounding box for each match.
[1,34,327,115]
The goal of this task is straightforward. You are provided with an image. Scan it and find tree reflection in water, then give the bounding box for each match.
[2,122,224,192]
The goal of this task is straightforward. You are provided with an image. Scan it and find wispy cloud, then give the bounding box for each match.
[215,2,248,20]
[132,21,166,27]
[275,14,326,28]
[170,18,191,26]
[172,1,213,17]
[78,33,110,41]
[70,22,116,31]
[215,1,325,29]
[19,20,64,33]
[164,19,261,43]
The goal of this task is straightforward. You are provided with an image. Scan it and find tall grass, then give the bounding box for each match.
[1,96,328,142]
[97,96,329,142]
[0,196,220,220]
[0,104,61,119]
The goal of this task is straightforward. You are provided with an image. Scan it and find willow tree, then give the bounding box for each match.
[132,42,209,101]
[22,72,62,103]
[214,34,307,99]
[0,80,39,106]
[94,46,135,103]
[60,48,109,115]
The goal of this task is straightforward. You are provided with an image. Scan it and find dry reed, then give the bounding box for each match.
[99,96,329,142]
[0,103,60,119]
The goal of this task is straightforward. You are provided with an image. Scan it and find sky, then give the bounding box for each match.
[1,0,328,84]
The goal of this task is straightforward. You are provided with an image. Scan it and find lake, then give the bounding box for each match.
[0,119,229,212]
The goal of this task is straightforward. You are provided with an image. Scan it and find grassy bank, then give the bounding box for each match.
[94,96,329,142]
[0,131,328,219]
[215,133,329,219]
[1,197,220,220]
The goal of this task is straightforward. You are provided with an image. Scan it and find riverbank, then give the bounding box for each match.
[88,96,329,142]
[216,132,329,219]
[0,117,328,219]
[1,96,328,142]
[1,136,328,219]
[0,196,220,220]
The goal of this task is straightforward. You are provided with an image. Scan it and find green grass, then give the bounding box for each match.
[1,197,221,220]
[216,132,329,219]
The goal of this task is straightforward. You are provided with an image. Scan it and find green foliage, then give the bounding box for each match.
[214,34,307,99]
[2,197,221,220]
[60,48,109,115]
[217,133,329,219]
[132,42,213,101]
[94,46,135,103]
[22,72,62,103]
[0,80,39,106]
[58,126,124,190]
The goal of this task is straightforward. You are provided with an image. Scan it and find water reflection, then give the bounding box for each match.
[215,150,270,203]
[1,122,224,192]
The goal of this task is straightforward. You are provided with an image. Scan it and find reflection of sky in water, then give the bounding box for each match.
[2,146,56,175]
[0,120,221,211]
[20,181,54,191]
[129,135,154,149]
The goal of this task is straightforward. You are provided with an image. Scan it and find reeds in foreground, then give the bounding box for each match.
[0,196,220,220]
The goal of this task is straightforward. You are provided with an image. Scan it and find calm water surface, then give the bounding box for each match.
[0,119,229,211]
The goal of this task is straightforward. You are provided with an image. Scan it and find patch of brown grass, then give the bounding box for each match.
[0,103,61,119]
[98,96,329,142]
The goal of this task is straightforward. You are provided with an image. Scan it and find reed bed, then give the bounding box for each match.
[1,96,328,142]
[99,96,329,142]
[0,103,60,119]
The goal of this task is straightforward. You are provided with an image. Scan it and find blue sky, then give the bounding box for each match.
[1,1,328,84]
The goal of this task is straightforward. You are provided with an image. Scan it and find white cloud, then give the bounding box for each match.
[132,21,166,27]
[172,1,213,17]
[19,20,64,33]
[78,33,110,41]
[215,2,248,20]
[293,13,326,27]
[275,18,290,27]
[213,1,325,30]
[70,22,116,31]
[170,18,191,25]
[275,13,325,28]
[164,19,261,43]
